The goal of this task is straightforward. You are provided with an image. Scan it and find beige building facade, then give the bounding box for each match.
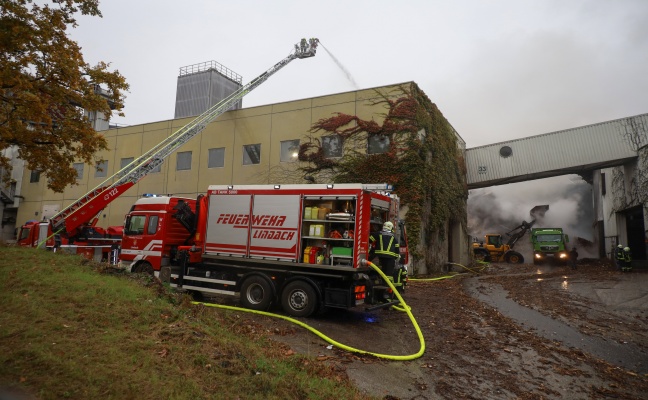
[17,82,471,272]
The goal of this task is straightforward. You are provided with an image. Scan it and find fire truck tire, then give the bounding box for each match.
[189,290,204,302]
[240,276,274,311]
[506,251,524,264]
[281,280,318,318]
[134,261,154,275]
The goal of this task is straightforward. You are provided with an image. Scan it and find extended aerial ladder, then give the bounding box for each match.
[48,38,319,239]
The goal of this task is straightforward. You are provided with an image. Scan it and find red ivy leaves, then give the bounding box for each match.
[300,92,421,174]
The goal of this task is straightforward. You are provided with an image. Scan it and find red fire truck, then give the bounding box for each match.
[120,183,409,317]
[16,219,122,263]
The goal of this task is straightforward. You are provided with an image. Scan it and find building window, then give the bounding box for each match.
[601,173,606,195]
[177,151,192,170]
[322,135,343,158]
[280,139,300,162]
[208,148,225,168]
[243,144,261,165]
[73,163,84,180]
[499,146,513,158]
[368,135,390,155]
[120,157,134,170]
[95,160,108,178]
[30,170,40,183]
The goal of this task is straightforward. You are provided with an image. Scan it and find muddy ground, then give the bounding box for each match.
[221,259,648,399]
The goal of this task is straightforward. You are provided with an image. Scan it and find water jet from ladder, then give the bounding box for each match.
[319,42,360,89]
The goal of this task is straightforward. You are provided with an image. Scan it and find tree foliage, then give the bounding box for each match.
[0,0,129,192]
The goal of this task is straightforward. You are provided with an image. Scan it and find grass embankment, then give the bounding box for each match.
[0,245,365,400]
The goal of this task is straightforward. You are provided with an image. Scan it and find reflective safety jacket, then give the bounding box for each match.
[370,230,399,258]
[616,248,625,260]
[623,250,632,262]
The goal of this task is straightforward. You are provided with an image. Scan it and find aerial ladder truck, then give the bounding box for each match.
[17,38,320,262]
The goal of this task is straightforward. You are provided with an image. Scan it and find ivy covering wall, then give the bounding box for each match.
[298,83,468,273]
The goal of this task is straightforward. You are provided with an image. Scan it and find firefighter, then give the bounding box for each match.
[369,221,400,277]
[615,244,625,271]
[622,246,632,272]
[569,247,578,270]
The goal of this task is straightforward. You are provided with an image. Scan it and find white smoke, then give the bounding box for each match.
[468,174,597,260]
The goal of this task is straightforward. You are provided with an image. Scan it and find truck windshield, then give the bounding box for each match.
[125,215,146,235]
[536,234,562,242]
[19,227,30,241]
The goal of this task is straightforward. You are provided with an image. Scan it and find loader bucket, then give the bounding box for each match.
[530,205,549,219]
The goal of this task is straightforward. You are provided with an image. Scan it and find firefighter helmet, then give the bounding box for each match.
[624,247,630,252]
[383,221,394,232]
[617,244,623,248]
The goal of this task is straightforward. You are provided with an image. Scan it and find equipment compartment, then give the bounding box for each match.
[301,196,356,265]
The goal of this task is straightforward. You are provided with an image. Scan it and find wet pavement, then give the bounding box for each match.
[465,272,648,374]
[248,261,648,399]
[565,276,648,310]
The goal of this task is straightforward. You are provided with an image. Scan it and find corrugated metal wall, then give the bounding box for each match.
[174,63,243,119]
[465,113,648,188]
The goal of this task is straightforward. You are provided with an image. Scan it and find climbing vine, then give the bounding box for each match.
[298,83,467,271]
[610,116,648,215]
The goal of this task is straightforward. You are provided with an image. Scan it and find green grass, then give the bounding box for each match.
[0,245,367,399]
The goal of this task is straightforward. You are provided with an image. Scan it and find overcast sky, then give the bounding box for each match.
[71,0,648,146]
[70,0,648,245]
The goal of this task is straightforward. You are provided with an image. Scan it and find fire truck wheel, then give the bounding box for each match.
[189,291,204,302]
[240,276,274,311]
[134,261,154,275]
[281,280,318,318]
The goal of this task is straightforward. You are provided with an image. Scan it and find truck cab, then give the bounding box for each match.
[531,228,569,265]
[120,196,197,273]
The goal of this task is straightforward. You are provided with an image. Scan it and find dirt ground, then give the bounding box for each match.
[227,259,648,399]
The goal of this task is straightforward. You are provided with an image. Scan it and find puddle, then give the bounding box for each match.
[465,277,648,373]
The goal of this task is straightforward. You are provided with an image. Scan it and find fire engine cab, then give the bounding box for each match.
[120,183,409,317]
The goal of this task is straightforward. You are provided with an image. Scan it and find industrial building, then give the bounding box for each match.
[1,59,646,269]
[466,113,648,264]
[3,64,470,274]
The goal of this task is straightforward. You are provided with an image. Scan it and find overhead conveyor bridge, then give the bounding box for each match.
[465,113,648,189]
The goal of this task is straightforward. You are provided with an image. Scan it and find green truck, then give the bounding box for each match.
[530,228,570,265]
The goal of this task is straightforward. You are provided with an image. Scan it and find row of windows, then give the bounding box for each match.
[29,135,391,182]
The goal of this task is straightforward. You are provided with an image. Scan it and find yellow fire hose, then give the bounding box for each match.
[193,261,425,361]
[407,261,489,282]
[193,260,489,360]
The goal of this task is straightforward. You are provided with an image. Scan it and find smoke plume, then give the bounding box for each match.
[468,174,597,260]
